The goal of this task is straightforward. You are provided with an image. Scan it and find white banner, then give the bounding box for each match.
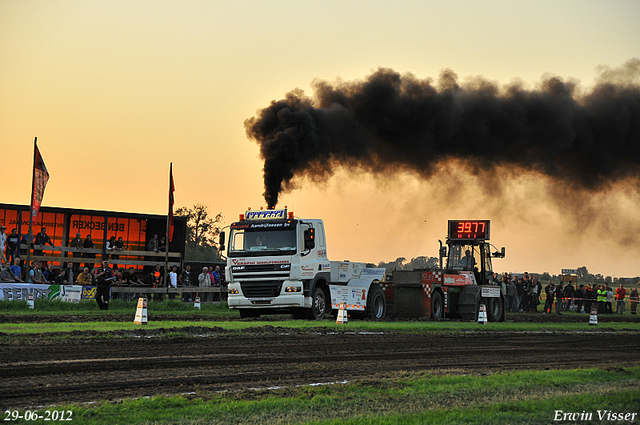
[0,283,83,302]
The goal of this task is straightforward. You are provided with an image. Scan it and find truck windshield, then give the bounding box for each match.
[447,244,480,271]
[228,227,297,257]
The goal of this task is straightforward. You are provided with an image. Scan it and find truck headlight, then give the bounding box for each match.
[285,286,301,293]
[228,288,239,295]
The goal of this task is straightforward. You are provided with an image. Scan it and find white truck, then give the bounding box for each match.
[220,208,387,319]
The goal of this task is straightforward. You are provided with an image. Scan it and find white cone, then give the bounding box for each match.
[336,302,348,324]
[134,297,148,325]
[194,297,201,309]
[27,294,34,309]
[589,307,598,326]
[478,304,487,324]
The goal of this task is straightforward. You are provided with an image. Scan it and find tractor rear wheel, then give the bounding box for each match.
[487,296,504,322]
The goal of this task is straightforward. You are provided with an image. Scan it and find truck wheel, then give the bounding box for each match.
[306,286,327,320]
[367,284,386,319]
[431,291,443,321]
[239,309,260,319]
[487,296,504,322]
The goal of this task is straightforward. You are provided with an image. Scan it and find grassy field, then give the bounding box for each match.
[2,298,640,335]
[5,368,639,424]
[0,298,238,316]
[2,318,640,336]
[3,299,639,424]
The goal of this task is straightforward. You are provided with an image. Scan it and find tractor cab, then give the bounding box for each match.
[439,220,505,286]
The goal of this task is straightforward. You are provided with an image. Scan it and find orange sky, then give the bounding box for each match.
[1,0,640,277]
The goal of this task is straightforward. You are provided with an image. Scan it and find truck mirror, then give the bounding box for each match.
[304,228,315,250]
[501,247,505,257]
[440,246,447,257]
[219,231,226,253]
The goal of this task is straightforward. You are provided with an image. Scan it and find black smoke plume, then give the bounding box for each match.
[245,59,640,208]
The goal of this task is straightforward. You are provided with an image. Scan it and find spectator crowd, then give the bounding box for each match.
[0,225,226,307]
[498,271,638,316]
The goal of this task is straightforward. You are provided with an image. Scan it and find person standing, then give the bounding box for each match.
[34,227,53,257]
[106,236,116,259]
[555,282,564,315]
[69,232,83,273]
[605,284,614,314]
[20,233,32,258]
[596,284,607,314]
[95,260,114,310]
[575,284,585,313]
[0,225,7,265]
[563,282,575,312]
[629,288,638,315]
[210,265,222,301]
[168,265,178,299]
[506,277,516,313]
[615,283,626,314]
[113,237,125,260]
[198,267,212,302]
[534,277,542,312]
[83,234,95,270]
[6,228,19,265]
[179,265,192,302]
[585,284,595,314]
[515,277,524,312]
[543,281,554,314]
[147,234,159,252]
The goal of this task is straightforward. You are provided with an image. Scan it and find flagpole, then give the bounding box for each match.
[26,137,37,279]
[164,163,172,290]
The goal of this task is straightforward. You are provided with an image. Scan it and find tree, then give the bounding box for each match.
[577,266,589,280]
[404,256,439,270]
[175,204,224,261]
[377,257,406,271]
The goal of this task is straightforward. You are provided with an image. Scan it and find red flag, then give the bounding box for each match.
[32,143,50,217]
[169,164,175,241]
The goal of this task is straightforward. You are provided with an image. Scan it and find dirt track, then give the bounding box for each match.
[1,325,639,409]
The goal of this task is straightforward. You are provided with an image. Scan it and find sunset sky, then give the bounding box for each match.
[1,0,639,277]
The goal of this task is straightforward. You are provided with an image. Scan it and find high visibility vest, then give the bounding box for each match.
[597,289,607,302]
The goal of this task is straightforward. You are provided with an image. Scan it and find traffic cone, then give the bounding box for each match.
[134,297,148,325]
[478,304,487,324]
[27,294,34,309]
[194,297,201,309]
[336,302,348,324]
[589,306,598,326]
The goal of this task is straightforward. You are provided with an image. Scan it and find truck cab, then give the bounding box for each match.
[220,208,386,320]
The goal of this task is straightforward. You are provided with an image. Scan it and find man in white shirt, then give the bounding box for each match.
[168,265,178,299]
[0,225,7,265]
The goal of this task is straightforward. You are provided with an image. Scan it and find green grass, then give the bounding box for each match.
[1,316,640,336]
[0,298,235,315]
[8,368,639,424]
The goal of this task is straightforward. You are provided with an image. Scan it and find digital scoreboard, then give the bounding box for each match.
[447,220,490,241]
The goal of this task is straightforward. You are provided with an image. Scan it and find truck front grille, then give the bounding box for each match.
[231,264,291,281]
[240,281,283,298]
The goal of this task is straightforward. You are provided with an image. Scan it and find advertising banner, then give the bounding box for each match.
[1,283,84,302]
